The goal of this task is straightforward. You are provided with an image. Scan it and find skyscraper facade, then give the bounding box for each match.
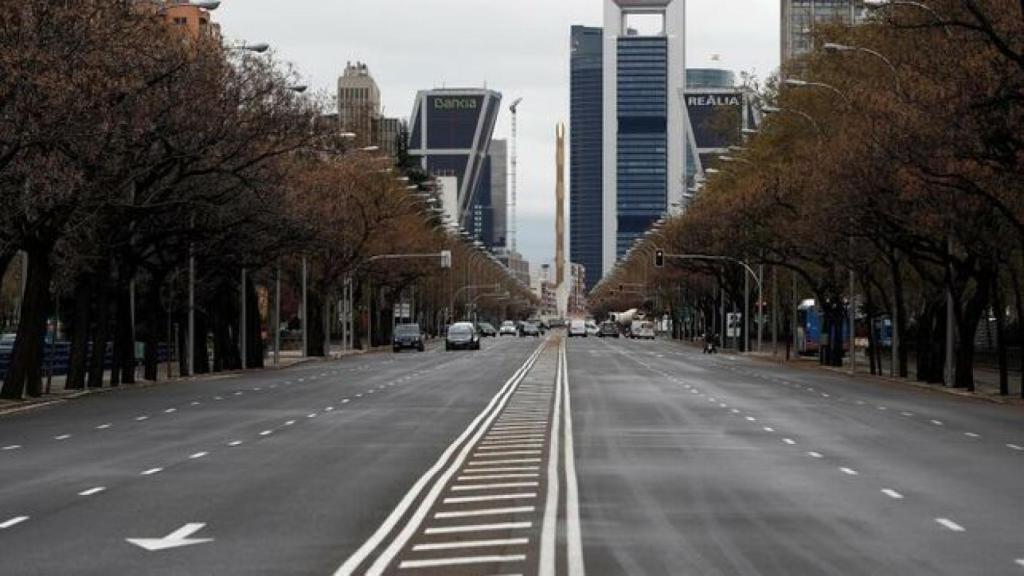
[408,89,503,232]
[337,62,381,146]
[570,25,604,290]
[487,139,508,250]
[781,0,866,65]
[603,0,686,272]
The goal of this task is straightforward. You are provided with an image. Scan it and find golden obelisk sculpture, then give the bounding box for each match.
[555,123,568,317]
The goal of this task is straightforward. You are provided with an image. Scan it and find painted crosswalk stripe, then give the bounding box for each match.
[412,538,528,552]
[443,493,537,505]
[451,482,540,491]
[433,506,536,520]
[424,522,532,535]
[399,554,526,569]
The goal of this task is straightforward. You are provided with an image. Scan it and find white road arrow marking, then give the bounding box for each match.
[126,523,214,551]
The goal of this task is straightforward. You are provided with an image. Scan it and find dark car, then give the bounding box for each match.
[520,322,541,337]
[477,322,498,337]
[598,322,620,338]
[446,322,481,351]
[393,323,425,353]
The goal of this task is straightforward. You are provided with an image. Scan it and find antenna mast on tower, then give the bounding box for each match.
[509,98,523,257]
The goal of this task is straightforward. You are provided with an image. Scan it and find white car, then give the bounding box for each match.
[568,320,588,338]
[499,321,518,336]
[633,321,656,340]
[586,322,600,336]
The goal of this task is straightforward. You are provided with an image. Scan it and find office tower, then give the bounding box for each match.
[781,0,866,65]
[337,62,381,146]
[570,25,604,290]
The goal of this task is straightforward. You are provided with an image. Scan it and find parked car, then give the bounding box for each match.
[477,322,498,337]
[586,322,600,336]
[521,322,541,337]
[500,321,518,336]
[568,319,588,338]
[446,322,481,351]
[393,323,425,353]
[598,322,620,338]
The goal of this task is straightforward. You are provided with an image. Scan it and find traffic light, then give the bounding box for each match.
[655,250,665,268]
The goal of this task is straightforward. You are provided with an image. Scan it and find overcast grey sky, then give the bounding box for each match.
[216,1,780,269]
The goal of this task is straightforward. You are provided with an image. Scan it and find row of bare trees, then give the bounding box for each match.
[0,1,536,400]
[591,0,1024,395]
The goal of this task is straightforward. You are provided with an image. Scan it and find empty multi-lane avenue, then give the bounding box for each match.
[1,335,1023,575]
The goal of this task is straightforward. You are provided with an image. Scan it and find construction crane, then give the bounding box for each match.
[508,98,523,259]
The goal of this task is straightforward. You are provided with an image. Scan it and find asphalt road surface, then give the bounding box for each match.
[2,334,1023,575]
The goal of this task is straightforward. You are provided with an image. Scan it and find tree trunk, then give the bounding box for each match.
[87,272,111,389]
[1,248,52,399]
[66,277,93,390]
[193,312,210,374]
[890,255,910,378]
[211,282,241,372]
[307,289,325,357]
[953,272,992,392]
[110,283,135,386]
[915,301,946,384]
[1010,264,1024,399]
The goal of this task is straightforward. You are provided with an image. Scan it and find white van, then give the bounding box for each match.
[568,319,588,338]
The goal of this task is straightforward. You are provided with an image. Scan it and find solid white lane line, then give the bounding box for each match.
[0,516,29,529]
[458,474,540,481]
[936,518,966,532]
[190,452,209,459]
[561,341,585,576]
[141,468,163,476]
[882,489,904,500]
[412,538,528,552]
[424,522,532,535]
[443,493,537,504]
[78,487,106,496]
[434,507,535,520]
[398,555,526,569]
[451,482,540,491]
[808,452,824,459]
[840,467,859,476]
[96,424,112,430]
[54,434,71,440]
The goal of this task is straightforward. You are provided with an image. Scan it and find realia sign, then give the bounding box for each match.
[686,90,744,150]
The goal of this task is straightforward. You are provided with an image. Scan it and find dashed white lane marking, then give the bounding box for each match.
[164,408,177,414]
[901,412,914,417]
[424,522,532,535]
[3,445,22,451]
[763,427,775,433]
[229,441,243,447]
[54,434,71,441]
[260,430,273,436]
[936,518,966,532]
[931,420,944,426]
[877,406,888,411]
[808,452,824,459]
[0,516,29,529]
[1008,444,1024,451]
[1014,559,1024,568]
[78,486,106,496]
[434,506,536,520]
[190,451,209,459]
[325,407,335,412]
[141,468,163,476]
[882,489,904,500]
[398,554,526,569]
[307,413,317,419]
[840,467,859,476]
[214,396,224,401]
[284,420,296,427]
[745,416,757,422]
[730,409,741,414]
[342,399,351,404]
[443,493,538,505]
[965,432,981,438]
[234,391,243,396]
[135,416,149,421]
[191,401,201,406]
[412,538,529,552]
[96,424,112,430]
[783,438,796,445]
